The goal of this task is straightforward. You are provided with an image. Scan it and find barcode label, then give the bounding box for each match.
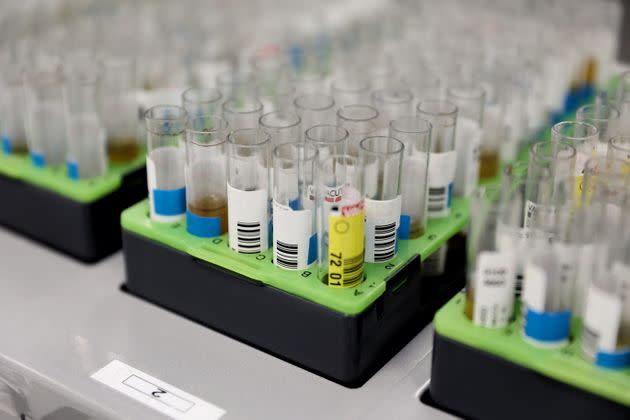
[427,151,456,219]
[428,186,448,213]
[473,251,516,328]
[364,196,401,263]
[272,201,315,270]
[275,240,298,268]
[341,252,365,287]
[227,184,269,254]
[583,285,622,353]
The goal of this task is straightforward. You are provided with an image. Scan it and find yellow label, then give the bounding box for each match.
[327,209,365,288]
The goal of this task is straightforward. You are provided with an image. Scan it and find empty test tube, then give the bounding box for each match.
[331,76,371,108]
[576,104,621,156]
[145,105,187,222]
[185,115,229,237]
[318,154,365,287]
[551,121,599,176]
[259,111,302,146]
[0,66,27,155]
[359,136,404,263]
[227,128,271,254]
[371,87,414,129]
[389,117,431,239]
[216,70,257,103]
[222,97,263,130]
[182,87,222,118]
[304,124,348,163]
[337,104,379,156]
[272,142,318,270]
[608,136,630,162]
[294,94,336,134]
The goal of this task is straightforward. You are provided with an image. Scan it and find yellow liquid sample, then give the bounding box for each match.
[464,289,474,321]
[108,138,140,163]
[188,195,228,234]
[409,223,425,240]
[479,150,499,180]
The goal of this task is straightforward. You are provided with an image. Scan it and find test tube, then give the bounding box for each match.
[291,71,326,96]
[447,85,485,198]
[222,97,263,131]
[0,67,27,154]
[416,100,458,219]
[337,104,379,157]
[359,136,403,263]
[63,58,107,180]
[145,105,187,222]
[581,157,630,210]
[227,128,271,254]
[259,111,302,146]
[389,117,431,239]
[216,70,256,103]
[294,94,336,133]
[185,115,229,237]
[331,76,371,108]
[23,58,66,167]
[101,55,139,163]
[272,142,318,270]
[318,154,365,287]
[465,184,517,327]
[256,82,295,115]
[551,121,599,176]
[614,70,630,120]
[608,136,630,162]
[576,104,621,156]
[182,87,222,118]
[304,124,348,163]
[252,55,294,114]
[479,90,504,180]
[371,87,414,129]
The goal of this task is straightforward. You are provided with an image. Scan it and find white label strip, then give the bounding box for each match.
[364,196,402,263]
[227,183,269,253]
[523,262,547,312]
[427,150,456,218]
[583,286,622,353]
[473,251,516,328]
[272,201,313,270]
[92,360,225,420]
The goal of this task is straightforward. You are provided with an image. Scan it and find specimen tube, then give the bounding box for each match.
[0,67,27,154]
[608,136,630,162]
[371,87,414,128]
[576,104,621,156]
[145,105,187,222]
[185,115,229,237]
[304,124,348,163]
[216,70,256,103]
[336,104,379,157]
[182,87,222,118]
[222,97,263,130]
[331,76,371,108]
[259,111,302,146]
[294,94,336,133]
[551,121,599,176]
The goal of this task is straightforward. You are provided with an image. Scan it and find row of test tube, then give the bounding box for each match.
[466,73,630,368]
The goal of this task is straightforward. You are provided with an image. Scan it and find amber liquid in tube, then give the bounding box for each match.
[409,223,425,240]
[108,138,140,163]
[479,150,499,179]
[188,195,229,234]
[464,289,474,320]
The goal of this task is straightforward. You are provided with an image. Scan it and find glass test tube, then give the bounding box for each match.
[337,104,379,157]
[259,111,302,146]
[576,104,621,156]
[389,117,431,239]
[227,128,271,254]
[23,60,66,167]
[359,136,403,263]
[253,55,294,114]
[465,184,517,327]
[0,67,27,154]
[581,157,630,210]
[182,87,222,118]
[63,59,107,180]
[614,70,630,127]
[145,105,187,222]
[447,86,485,198]
[331,76,371,108]
[216,70,256,103]
[304,124,348,163]
[291,71,326,96]
[318,154,365,287]
[371,87,414,129]
[416,100,457,219]
[272,142,318,270]
[101,55,139,163]
[551,121,599,177]
[608,136,630,162]
[185,115,229,237]
[222,97,263,131]
[294,94,336,134]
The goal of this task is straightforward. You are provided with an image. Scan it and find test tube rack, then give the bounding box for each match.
[427,293,630,420]
[121,198,469,387]
[0,152,146,262]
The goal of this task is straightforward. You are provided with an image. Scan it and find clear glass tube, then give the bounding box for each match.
[582,157,630,209]
[336,104,379,157]
[551,121,599,176]
[304,124,348,163]
[23,58,66,167]
[227,128,271,254]
[101,55,139,163]
[145,105,187,222]
[318,154,365,287]
[63,57,107,180]
[576,104,621,155]
[371,87,414,129]
[182,87,222,118]
[256,81,295,115]
[389,117,431,239]
[0,66,27,155]
[608,136,630,162]
[416,100,457,219]
[359,136,403,263]
[259,111,302,147]
[291,71,326,96]
[216,70,256,102]
[272,142,318,270]
[614,70,630,118]
[185,115,229,237]
[331,76,371,108]
[252,55,294,114]
[222,97,263,131]
[294,94,336,134]
[447,86,485,198]
[465,184,517,327]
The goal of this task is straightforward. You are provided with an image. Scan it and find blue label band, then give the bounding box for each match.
[30,152,45,168]
[67,161,79,180]
[595,348,630,369]
[523,307,571,343]
[398,214,411,240]
[307,233,318,265]
[153,187,186,216]
[268,218,273,249]
[447,182,453,208]
[186,210,222,238]
[2,136,11,155]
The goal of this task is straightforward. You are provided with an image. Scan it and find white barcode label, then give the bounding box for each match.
[227,184,268,253]
[583,285,622,354]
[364,196,402,263]
[473,251,516,327]
[554,242,577,310]
[574,243,596,316]
[523,262,547,312]
[454,117,482,197]
[523,200,537,229]
[427,150,456,218]
[272,201,314,270]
